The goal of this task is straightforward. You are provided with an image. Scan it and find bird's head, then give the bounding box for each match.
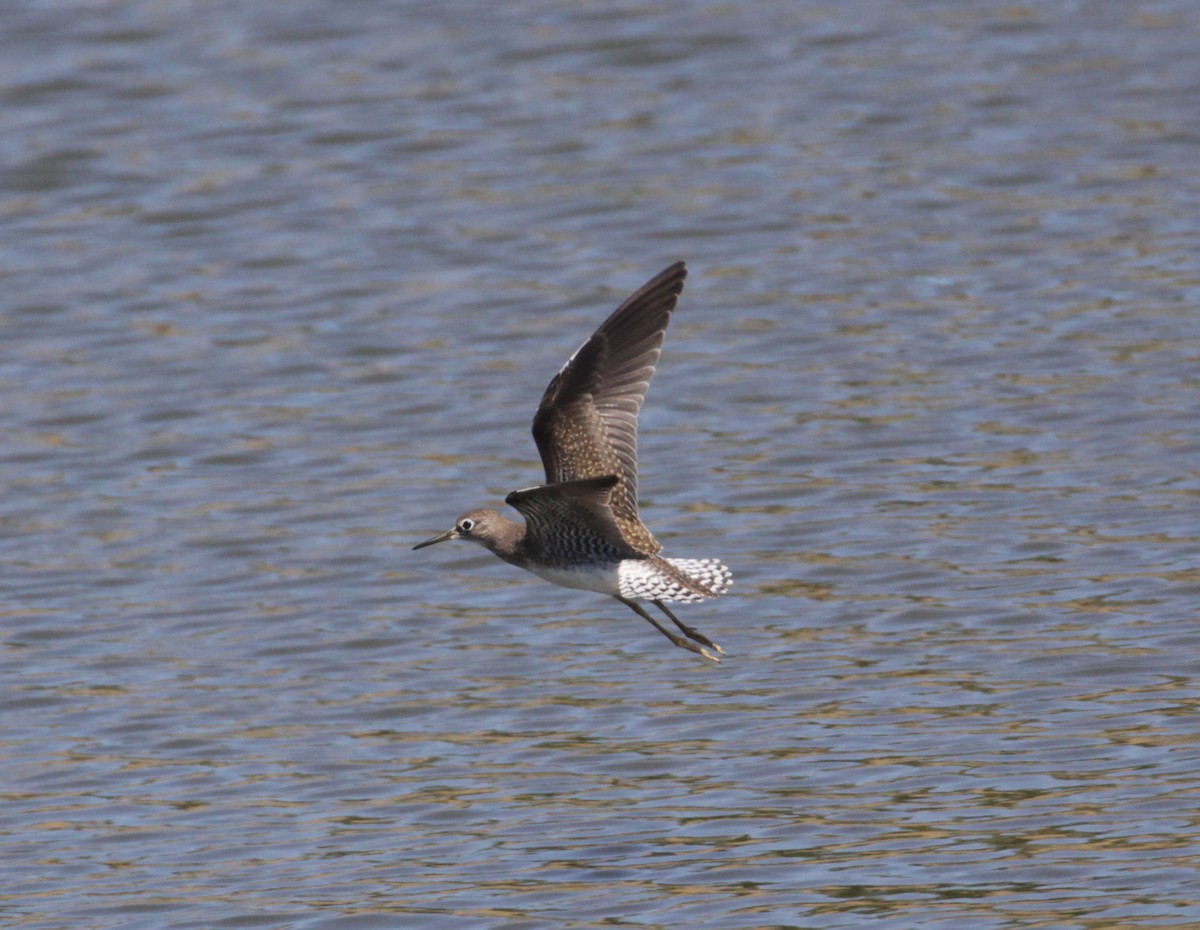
[413,509,508,552]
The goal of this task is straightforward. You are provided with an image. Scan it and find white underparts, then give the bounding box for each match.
[526,561,623,596]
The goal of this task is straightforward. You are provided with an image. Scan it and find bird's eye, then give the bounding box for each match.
[459,518,474,533]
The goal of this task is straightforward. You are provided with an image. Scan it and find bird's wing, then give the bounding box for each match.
[505,476,639,560]
[530,261,686,555]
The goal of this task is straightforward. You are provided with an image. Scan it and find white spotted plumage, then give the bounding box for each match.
[618,557,733,603]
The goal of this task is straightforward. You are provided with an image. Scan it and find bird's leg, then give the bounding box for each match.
[616,597,721,663]
[653,599,725,656]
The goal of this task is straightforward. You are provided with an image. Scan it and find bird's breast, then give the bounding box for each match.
[524,560,623,596]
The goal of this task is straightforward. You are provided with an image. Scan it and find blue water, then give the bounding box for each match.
[3,1,1199,928]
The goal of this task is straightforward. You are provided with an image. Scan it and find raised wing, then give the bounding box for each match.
[505,476,639,561]
[531,262,687,554]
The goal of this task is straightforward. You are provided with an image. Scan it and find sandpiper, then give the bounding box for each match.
[414,262,731,661]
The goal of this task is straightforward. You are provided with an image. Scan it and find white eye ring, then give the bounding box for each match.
[459,518,474,532]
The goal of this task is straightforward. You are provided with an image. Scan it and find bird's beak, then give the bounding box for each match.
[413,529,457,550]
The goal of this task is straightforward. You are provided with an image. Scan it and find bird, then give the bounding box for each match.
[413,261,731,662]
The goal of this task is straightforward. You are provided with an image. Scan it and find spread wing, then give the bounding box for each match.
[505,476,639,561]
[530,261,686,555]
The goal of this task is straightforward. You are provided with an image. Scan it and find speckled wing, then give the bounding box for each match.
[531,262,687,555]
[505,476,640,561]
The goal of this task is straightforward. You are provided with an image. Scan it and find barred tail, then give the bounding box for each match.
[618,556,733,603]
[667,558,733,598]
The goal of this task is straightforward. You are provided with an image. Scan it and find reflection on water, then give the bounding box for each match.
[3,0,1199,928]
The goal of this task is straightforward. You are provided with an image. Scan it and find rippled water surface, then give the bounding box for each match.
[3,1,1199,928]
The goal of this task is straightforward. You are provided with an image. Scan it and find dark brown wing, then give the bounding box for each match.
[530,262,687,555]
[505,476,639,561]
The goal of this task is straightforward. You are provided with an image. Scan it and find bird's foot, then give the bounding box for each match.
[652,600,725,656]
[675,636,722,663]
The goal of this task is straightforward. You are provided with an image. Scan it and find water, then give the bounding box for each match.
[3,1,1199,928]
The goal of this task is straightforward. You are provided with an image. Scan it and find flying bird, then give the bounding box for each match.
[414,262,731,661]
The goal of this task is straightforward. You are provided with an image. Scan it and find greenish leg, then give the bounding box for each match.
[652,599,725,656]
[616,597,721,663]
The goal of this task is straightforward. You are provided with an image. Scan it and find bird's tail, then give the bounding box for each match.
[618,557,733,603]
[667,558,733,599]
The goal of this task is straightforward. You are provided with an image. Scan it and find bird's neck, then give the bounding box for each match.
[483,515,528,565]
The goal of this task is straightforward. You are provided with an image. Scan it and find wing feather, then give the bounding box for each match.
[505,476,639,562]
[530,262,687,555]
